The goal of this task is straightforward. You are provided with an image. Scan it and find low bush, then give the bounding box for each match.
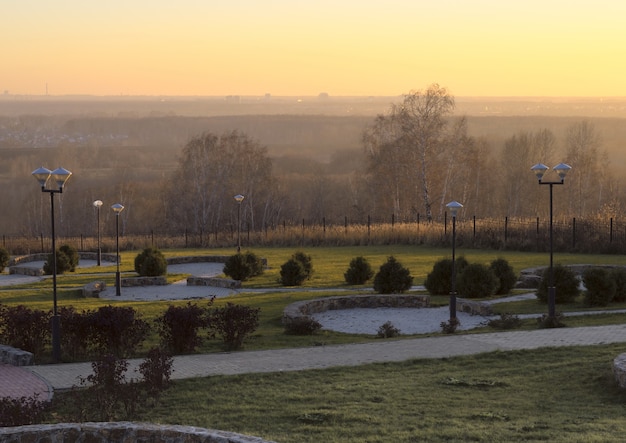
[0,246,10,273]
[280,258,308,286]
[424,257,469,295]
[210,302,260,351]
[373,256,413,294]
[134,247,167,277]
[344,256,374,285]
[440,317,460,334]
[487,313,522,330]
[537,312,566,328]
[489,258,518,295]
[284,317,322,335]
[0,304,50,358]
[0,395,49,427]
[59,306,91,359]
[138,346,174,402]
[377,321,401,338]
[223,251,264,281]
[293,251,313,279]
[583,267,616,307]
[611,267,626,302]
[536,264,580,304]
[60,244,79,271]
[43,249,72,275]
[87,305,149,357]
[456,263,498,299]
[155,301,212,354]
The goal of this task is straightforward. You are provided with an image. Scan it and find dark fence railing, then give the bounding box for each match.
[2,215,625,256]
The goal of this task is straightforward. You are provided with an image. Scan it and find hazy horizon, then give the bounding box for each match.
[4,1,626,97]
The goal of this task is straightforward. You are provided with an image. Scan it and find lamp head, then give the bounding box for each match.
[553,163,572,181]
[32,167,52,188]
[234,194,245,203]
[93,200,103,208]
[50,167,72,190]
[111,203,125,214]
[446,200,463,218]
[531,163,549,182]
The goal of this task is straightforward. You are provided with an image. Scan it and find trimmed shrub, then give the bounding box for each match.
[424,257,469,295]
[583,267,616,307]
[87,305,149,357]
[536,264,580,304]
[280,258,308,286]
[489,258,517,295]
[344,256,374,285]
[487,313,522,330]
[210,302,260,351]
[43,249,72,275]
[284,317,322,335]
[0,304,50,358]
[456,263,498,299]
[0,246,10,273]
[373,256,413,294]
[134,247,167,277]
[59,306,91,359]
[155,301,212,354]
[440,317,460,334]
[293,251,313,279]
[0,395,49,427]
[377,321,401,338]
[611,267,626,302]
[59,244,79,271]
[223,251,264,281]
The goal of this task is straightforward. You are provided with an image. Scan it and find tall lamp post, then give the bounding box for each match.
[93,200,103,266]
[446,200,463,323]
[111,203,124,296]
[531,163,572,321]
[234,194,244,253]
[32,166,72,363]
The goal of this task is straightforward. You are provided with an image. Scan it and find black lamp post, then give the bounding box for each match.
[234,194,244,253]
[446,200,463,323]
[111,203,124,296]
[32,166,72,363]
[531,163,572,321]
[93,200,103,266]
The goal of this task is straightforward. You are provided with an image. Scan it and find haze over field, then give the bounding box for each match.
[3,1,626,98]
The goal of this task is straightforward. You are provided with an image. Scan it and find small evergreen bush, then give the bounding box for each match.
[536,264,579,304]
[373,256,413,294]
[43,248,72,275]
[284,317,322,335]
[377,321,401,338]
[583,267,616,307]
[134,247,167,277]
[210,302,260,350]
[611,267,626,302]
[280,258,308,286]
[223,251,264,281]
[344,256,374,285]
[456,263,498,299]
[487,313,522,330]
[0,246,10,272]
[293,251,313,279]
[489,258,517,295]
[59,244,79,271]
[424,257,469,295]
[440,317,460,334]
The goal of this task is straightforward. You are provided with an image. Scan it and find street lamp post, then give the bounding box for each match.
[32,166,72,363]
[93,200,103,266]
[234,194,244,253]
[531,163,572,321]
[446,200,463,323]
[111,203,124,296]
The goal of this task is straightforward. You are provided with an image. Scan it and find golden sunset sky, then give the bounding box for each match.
[4,0,625,97]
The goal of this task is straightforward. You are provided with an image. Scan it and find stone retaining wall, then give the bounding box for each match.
[187,276,241,289]
[0,344,34,366]
[0,422,276,443]
[456,298,494,316]
[121,276,168,287]
[8,252,118,276]
[283,294,430,326]
[166,255,267,266]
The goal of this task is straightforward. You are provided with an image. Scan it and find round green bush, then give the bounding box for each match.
[583,267,616,307]
[292,251,313,279]
[456,263,498,299]
[536,264,579,304]
[59,244,79,272]
[43,248,73,275]
[489,258,518,295]
[344,256,374,285]
[280,258,308,286]
[223,251,264,281]
[424,257,469,295]
[0,247,10,273]
[134,247,167,276]
[610,267,626,302]
[373,256,413,294]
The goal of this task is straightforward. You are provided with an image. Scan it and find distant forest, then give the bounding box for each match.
[1,95,626,239]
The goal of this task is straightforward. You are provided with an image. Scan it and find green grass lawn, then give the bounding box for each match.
[7,245,626,440]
